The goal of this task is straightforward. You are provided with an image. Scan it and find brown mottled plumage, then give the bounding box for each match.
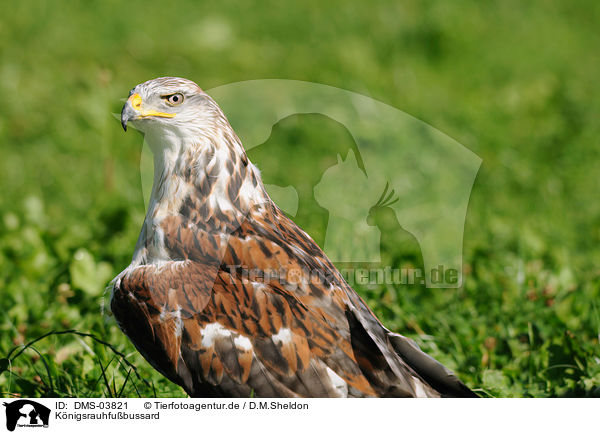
[111,77,476,397]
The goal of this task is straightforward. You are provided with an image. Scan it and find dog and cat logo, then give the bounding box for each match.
[2,400,50,431]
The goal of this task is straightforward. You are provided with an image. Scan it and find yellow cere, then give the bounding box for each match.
[129,93,143,110]
[128,93,176,118]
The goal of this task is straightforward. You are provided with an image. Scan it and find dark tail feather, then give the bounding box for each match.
[388,332,478,397]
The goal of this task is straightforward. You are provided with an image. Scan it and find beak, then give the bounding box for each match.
[121,93,144,132]
[120,92,176,132]
[121,101,136,132]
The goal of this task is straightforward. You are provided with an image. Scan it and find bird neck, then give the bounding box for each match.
[143,124,270,229]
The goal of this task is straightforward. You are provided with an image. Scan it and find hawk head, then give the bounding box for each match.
[120,76,224,137]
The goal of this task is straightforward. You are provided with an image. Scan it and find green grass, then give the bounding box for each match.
[1,0,600,397]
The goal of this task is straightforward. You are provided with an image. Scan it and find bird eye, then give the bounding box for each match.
[164,93,184,106]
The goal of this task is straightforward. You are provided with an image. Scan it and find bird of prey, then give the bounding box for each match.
[111,76,476,397]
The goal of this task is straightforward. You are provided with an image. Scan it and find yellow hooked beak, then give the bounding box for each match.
[121,93,175,131]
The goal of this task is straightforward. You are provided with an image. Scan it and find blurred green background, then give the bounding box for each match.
[1,0,599,397]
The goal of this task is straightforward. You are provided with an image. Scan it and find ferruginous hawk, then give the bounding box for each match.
[111,77,476,397]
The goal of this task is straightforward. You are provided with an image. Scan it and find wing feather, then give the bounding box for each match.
[112,202,474,397]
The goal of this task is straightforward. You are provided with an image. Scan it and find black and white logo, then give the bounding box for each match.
[3,400,50,432]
